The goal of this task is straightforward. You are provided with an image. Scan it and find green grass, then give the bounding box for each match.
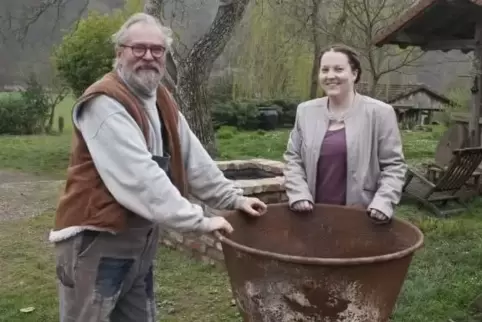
[1,98,482,321]
[0,126,436,176]
[0,213,240,322]
[0,97,444,175]
[391,205,482,321]
[0,95,74,178]
[0,92,22,100]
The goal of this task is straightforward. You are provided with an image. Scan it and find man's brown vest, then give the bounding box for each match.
[54,72,188,233]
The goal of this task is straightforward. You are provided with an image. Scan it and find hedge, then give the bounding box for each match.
[0,76,51,135]
[211,98,300,131]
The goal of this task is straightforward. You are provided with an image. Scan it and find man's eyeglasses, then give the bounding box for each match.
[120,44,166,59]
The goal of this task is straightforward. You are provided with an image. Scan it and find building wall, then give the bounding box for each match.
[392,91,447,127]
[391,91,447,111]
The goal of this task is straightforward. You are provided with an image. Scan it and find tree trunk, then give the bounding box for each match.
[369,75,380,97]
[145,0,251,157]
[309,0,323,99]
[46,105,56,133]
[176,66,215,154]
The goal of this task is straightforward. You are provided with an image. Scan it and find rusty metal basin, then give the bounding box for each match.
[215,203,424,322]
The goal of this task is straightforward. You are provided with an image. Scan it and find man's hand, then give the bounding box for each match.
[236,197,267,216]
[368,208,390,224]
[205,216,234,234]
[291,200,313,212]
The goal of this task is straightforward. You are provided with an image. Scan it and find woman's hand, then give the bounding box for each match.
[368,208,390,224]
[291,200,313,212]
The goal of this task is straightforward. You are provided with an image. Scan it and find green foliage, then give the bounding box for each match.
[211,98,300,130]
[270,98,299,127]
[212,101,259,130]
[446,87,470,110]
[0,96,27,134]
[232,2,314,100]
[435,87,471,126]
[208,74,234,103]
[51,0,143,97]
[0,74,51,135]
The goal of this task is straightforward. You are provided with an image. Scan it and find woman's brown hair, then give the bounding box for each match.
[319,44,362,84]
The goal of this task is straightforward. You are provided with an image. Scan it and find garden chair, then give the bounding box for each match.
[422,123,482,186]
[402,147,482,217]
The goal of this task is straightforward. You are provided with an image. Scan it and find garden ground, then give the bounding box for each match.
[1,97,482,321]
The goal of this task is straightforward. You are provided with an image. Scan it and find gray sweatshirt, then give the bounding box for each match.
[69,89,245,233]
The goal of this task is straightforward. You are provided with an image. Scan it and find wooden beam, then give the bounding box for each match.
[375,31,425,47]
[451,112,482,125]
[421,39,475,51]
[395,31,425,43]
[382,36,475,52]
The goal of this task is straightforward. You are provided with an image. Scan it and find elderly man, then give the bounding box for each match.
[50,12,267,322]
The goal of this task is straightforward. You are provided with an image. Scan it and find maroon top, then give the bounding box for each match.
[315,128,347,205]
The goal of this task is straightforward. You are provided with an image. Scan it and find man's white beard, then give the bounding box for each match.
[122,68,163,97]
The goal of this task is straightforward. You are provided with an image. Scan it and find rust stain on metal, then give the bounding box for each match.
[233,278,380,321]
[216,203,424,322]
[236,280,318,322]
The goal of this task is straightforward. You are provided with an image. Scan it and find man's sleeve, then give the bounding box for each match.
[177,112,246,210]
[74,95,212,233]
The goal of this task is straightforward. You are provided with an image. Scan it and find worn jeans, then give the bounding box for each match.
[54,215,160,322]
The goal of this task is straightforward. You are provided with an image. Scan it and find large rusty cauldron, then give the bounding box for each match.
[215,203,424,322]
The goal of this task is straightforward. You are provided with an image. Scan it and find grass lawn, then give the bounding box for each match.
[1,99,482,321]
[0,95,439,177]
[0,213,240,322]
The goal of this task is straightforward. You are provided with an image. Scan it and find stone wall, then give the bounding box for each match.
[160,159,287,267]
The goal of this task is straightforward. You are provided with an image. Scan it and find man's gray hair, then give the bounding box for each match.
[112,12,174,49]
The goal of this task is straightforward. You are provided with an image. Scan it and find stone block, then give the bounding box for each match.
[201,255,216,266]
[280,192,289,202]
[167,230,183,244]
[184,238,206,253]
[200,234,217,247]
[207,247,225,261]
[162,238,175,248]
[255,192,282,204]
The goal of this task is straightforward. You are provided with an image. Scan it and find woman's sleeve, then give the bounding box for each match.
[283,106,314,207]
[369,105,407,218]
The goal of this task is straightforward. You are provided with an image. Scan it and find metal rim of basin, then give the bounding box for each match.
[214,216,424,266]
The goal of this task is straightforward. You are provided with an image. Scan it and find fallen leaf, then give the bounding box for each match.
[20,307,35,313]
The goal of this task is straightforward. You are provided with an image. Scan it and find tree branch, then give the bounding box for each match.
[15,0,89,42]
[378,49,425,77]
[180,0,250,82]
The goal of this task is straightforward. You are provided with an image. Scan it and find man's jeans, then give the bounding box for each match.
[55,215,160,322]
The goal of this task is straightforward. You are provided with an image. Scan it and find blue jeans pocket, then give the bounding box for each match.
[95,257,134,297]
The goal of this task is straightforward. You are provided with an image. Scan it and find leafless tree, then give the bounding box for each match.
[275,0,424,96]
[330,0,424,94]
[0,0,90,43]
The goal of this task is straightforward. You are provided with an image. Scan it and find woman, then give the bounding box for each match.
[283,44,407,223]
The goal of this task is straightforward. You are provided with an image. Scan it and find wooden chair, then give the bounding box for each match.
[424,123,481,189]
[402,147,482,217]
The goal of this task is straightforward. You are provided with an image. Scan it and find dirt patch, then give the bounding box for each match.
[0,169,50,184]
[0,170,64,221]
